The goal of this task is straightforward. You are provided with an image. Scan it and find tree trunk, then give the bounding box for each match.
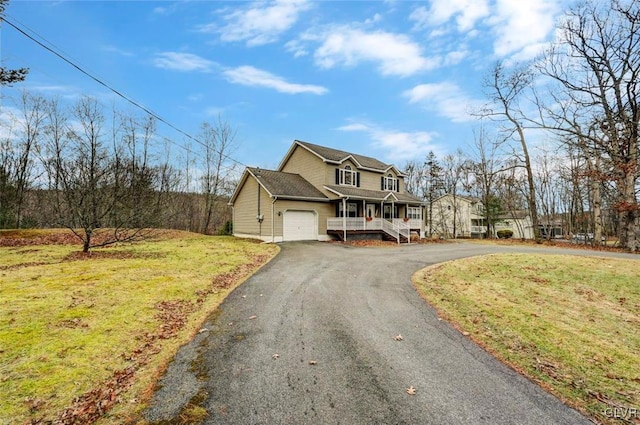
[83,229,91,253]
[618,169,639,252]
[516,125,540,241]
[591,156,603,246]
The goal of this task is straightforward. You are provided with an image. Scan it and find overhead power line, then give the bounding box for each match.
[2,15,247,169]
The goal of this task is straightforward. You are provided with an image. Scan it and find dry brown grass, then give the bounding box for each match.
[0,230,278,424]
[413,253,640,424]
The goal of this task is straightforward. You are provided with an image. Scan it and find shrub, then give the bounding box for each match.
[218,220,233,235]
[497,229,513,239]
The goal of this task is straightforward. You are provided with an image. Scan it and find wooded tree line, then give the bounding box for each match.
[2,0,638,251]
[0,92,237,251]
[406,0,639,251]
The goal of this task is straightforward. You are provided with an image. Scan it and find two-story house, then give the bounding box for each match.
[429,194,534,239]
[229,140,425,243]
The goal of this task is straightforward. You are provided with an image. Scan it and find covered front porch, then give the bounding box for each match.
[325,195,424,243]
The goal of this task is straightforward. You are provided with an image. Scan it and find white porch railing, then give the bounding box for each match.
[392,218,422,229]
[327,217,411,243]
[470,226,487,233]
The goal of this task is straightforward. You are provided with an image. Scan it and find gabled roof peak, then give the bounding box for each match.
[280,140,403,175]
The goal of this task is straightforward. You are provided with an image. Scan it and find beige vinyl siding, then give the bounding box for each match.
[280,146,330,196]
[283,145,408,195]
[273,200,334,237]
[358,169,384,190]
[398,176,405,192]
[360,169,404,192]
[232,176,274,239]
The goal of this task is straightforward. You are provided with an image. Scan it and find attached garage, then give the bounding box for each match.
[283,210,317,241]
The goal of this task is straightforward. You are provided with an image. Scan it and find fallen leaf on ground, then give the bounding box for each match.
[394,334,404,341]
[406,386,416,395]
[272,353,280,360]
[309,360,317,365]
[242,295,247,299]
[198,328,209,333]
[248,315,257,320]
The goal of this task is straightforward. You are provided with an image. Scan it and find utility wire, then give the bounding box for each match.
[2,15,247,169]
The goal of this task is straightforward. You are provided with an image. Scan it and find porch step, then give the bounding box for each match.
[328,229,408,243]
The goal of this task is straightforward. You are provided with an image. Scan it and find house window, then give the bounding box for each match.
[337,202,359,217]
[338,166,358,187]
[383,205,398,219]
[382,174,398,191]
[407,207,422,220]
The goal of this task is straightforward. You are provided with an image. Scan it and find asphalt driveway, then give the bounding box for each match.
[143,241,628,424]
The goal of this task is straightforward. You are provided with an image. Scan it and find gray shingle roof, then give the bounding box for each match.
[248,167,328,200]
[324,185,423,203]
[296,140,391,171]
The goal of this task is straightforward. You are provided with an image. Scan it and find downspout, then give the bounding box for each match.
[272,197,277,243]
[257,177,262,237]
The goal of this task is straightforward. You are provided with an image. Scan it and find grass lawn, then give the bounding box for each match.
[0,230,278,424]
[412,253,640,424]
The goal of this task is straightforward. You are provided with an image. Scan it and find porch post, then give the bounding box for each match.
[362,199,366,229]
[342,197,347,242]
[421,205,426,239]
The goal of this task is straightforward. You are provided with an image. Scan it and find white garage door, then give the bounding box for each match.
[283,210,317,241]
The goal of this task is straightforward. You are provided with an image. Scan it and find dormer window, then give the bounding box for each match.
[338,165,358,187]
[382,173,398,191]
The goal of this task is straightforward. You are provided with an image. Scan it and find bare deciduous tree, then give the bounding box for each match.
[43,97,164,252]
[198,116,237,234]
[538,0,640,250]
[482,62,541,241]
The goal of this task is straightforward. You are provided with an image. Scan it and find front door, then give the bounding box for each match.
[366,204,376,218]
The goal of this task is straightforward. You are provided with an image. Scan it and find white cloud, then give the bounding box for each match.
[223,66,328,95]
[364,13,382,25]
[410,0,490,32]
[0,106,20,141]
[491,0,558,58]
[153,52,217,72]
[285,40,309,58]
[409,0,560,61]
[102,45,134,57]
[337,123,369,132]
[213,0,311,47]
[443,49,469,66]
[338,121,438,161]
[403,82,482,123]
[307,26,438,77]
[28,84,76,93]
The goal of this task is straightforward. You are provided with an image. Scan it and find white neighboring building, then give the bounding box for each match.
[428,194,534,239]
[494,210,535,240]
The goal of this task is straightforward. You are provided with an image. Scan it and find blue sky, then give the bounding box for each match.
[1,0,571,170]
